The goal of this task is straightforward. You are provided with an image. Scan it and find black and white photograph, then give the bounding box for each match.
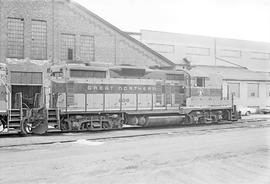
[0,0,269,183]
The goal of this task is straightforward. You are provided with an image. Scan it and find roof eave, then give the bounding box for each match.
[70,1,175,67]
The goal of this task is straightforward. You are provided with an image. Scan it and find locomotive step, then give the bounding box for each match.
[8,119,21,122]
[8,123,20,128]
[10,113,21,117]
[48,118,58,121]
[9,109,21,112]
[48,112,57,115]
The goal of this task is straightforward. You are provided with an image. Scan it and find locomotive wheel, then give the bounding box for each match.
[183,114,193,125]
[102,121,112,130]
[210,115,218,123]
[20,118,32,136]
[222,110,230,121]
[31,119,48,135]
[138,116,148,127]
[60,120,70,131]
[198,116,206,124]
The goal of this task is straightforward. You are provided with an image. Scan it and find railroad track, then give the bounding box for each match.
[1,120,270,149]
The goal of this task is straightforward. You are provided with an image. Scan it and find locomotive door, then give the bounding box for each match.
[164,83,172,106]
[174,85,185,106]
[155,81,171,107]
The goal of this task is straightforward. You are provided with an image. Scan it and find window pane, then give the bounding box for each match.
[7,18,24,58]
[248,83,259,97]
[31,20,47,60]
[61,34,75,61]
[196,77,205,87]
[266,84,270,97]
[80,35,94,62]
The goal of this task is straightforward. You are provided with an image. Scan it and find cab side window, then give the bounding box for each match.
[195,77,205,87]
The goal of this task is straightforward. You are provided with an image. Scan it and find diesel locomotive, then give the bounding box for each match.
[0,62,239,135]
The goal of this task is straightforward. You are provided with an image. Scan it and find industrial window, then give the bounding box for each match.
[228,83,240,97]
[247,83,259,97]
[267,84,270,97]
[220,49,241,58]
[186,47,210,56]
[250,52,270,60]
[80,35,94,62]
[70,69,106,78]
[61,34,75,61]
[195,77,205,87]
[31,20,47,60]
[174,86,185,93]
[166,74,184,81]
[147,43,175,53]
[7,18,24,58]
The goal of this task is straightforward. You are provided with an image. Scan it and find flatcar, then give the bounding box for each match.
[0,63,239,135]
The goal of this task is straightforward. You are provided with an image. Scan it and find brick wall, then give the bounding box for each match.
[0,0,170,69]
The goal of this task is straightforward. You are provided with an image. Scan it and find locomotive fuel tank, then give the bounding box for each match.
[145,116,185,127]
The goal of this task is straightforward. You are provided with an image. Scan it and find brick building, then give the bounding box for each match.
[0,0,175,110]
[0,0,173,70]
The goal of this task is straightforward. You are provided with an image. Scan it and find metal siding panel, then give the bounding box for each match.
[11,72,42,84]
[105,94,120,110]
[26,73,32,84]
[165,84,172,105]
[138,94,152,109]
[11,72,20,84]
[122,94,136,110]
[155,82,162,104]
[87,94,103,110]
[32,73,42,84]
[68,94,85,111]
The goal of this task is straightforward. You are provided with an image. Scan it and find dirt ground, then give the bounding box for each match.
[1,119,270,184]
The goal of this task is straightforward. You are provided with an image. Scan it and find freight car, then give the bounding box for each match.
[0,63,239,135]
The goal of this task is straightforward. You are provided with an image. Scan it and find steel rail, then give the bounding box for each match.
[0,121,269,149]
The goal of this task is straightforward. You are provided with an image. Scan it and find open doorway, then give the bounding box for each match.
[11,85,42,109]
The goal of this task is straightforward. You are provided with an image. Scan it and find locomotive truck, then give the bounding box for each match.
[0,62,239,135]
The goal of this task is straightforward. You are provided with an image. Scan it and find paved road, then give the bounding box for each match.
[0,121,270,184]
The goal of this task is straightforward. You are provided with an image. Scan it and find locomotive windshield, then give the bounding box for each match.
[166,73,185,80]
[70,69,106,78]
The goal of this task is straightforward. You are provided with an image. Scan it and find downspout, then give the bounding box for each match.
[0,0,2,62]
[52,0,55,64]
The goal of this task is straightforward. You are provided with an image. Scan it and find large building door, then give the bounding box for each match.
[10,71,43,108]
